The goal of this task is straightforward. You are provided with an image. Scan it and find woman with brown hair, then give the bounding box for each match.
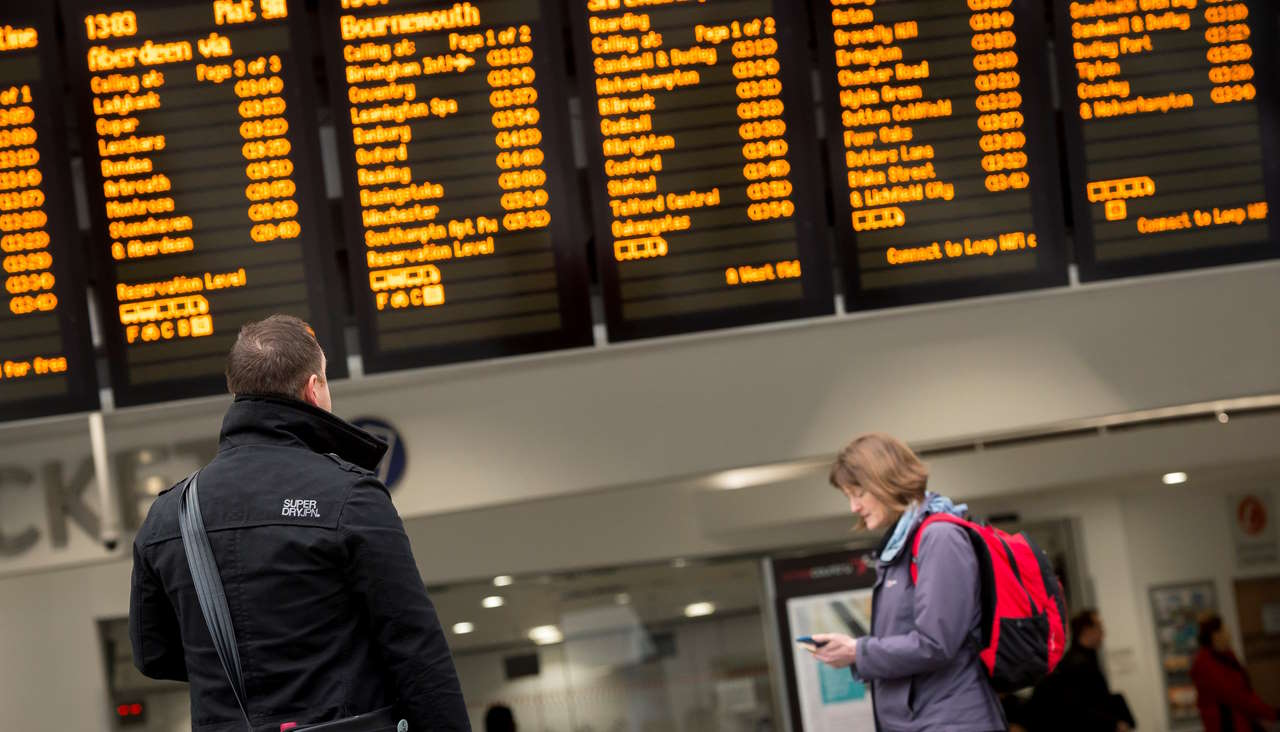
[808,433,1005,732]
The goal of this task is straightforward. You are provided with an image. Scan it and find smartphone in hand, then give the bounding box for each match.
[796,636,828,652]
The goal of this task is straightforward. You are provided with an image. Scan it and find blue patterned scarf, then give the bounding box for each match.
[879,492,968,563]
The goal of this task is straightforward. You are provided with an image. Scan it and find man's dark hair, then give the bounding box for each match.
[484,705,515,732]
[225,315,324,398]
[1198,614,1223,648]
[1070,608,1099,640]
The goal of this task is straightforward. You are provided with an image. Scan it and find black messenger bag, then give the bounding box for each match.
[178,472,406,732]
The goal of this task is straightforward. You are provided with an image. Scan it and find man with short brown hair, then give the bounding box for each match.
[130,314,470,730]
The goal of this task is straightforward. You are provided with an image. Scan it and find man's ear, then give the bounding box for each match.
[300,374,322,407]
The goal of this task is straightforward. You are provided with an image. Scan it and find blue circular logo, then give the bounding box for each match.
[351,417,407,492]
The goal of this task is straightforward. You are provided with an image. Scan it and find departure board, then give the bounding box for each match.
[62,0,347,406]
[319,0,592,373]
[1055,0,1279,279]
[817,0,1068,309]
[0,3,99,421]
[569,0,833,341]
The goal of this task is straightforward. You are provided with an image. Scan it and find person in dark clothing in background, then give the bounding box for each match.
[1000,692,1035,732]
[1030,609,1133,732]
[130,315,470,731]
[484,704,517,732]
[1192,614,1279,732]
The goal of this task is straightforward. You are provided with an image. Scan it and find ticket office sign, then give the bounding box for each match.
[570,0,833,341]
[320,0,593,374]
[0,3,99,421]
[1055,0,1279,280]
[62,0,347,406]
[817,0,1069,310]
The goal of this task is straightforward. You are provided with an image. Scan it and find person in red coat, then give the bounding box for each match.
[1191,614,1279,732]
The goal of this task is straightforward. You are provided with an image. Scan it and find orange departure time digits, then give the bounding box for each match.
[486,24,551,246]
[1062,0,1270,274]
[221,55,302,245]
[732,17,796,226]
[0,81,57,319]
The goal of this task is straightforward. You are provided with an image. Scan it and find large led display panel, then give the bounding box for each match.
[0,3,98,420]
[1055,0,1278,279]
[569,0,833,341]
[62,0,346,406]
[817,0,1069,309]
[319,0,593,373]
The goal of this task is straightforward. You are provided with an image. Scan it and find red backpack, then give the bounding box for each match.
[910,514,1068,692]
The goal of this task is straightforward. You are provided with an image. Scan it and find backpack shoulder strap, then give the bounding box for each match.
[178,471,253,731]
[909,513,970,584]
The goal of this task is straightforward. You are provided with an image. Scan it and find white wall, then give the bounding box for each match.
[0,560,130,732]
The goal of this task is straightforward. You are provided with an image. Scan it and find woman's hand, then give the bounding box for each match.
[809,633,859,669]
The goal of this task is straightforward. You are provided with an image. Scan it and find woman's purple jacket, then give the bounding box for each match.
[853,508,1006,732]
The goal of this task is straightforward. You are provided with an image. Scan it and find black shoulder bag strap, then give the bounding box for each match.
[178,470,254,731]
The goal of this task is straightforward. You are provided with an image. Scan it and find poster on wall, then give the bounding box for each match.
[787,589,875,732]
[1150,581,1219,730]
[769,549,877,732]
[1229,490,1279,566]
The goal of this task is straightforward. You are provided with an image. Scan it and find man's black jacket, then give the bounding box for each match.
[130,394,470,731]
[1030,644,1131,732]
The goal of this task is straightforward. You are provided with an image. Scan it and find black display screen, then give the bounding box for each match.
[0,2,98,421]
[1055,0,1279,280]
[817,0,1069,309]
[62,0,346,407]
[569,0,834,341]
[319,0,594,374]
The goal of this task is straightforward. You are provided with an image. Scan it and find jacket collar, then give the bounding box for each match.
[218,394,387,471]
[876,493,969,566]
[876,509,930,566]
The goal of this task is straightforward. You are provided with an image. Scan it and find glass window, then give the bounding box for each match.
[440,557,777,731]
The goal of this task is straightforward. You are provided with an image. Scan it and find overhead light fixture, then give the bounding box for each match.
[1162,471,1188,485]
[493,575,514,587]
[671,558,689,569]
[143,475,168,496]
[482,595,505,609]
[528,625,563,645]
[615,593,631,606]
[709,463,818,491]
[452,622,474,635]
[1216,410,1230,424]
[684,602,716,618]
